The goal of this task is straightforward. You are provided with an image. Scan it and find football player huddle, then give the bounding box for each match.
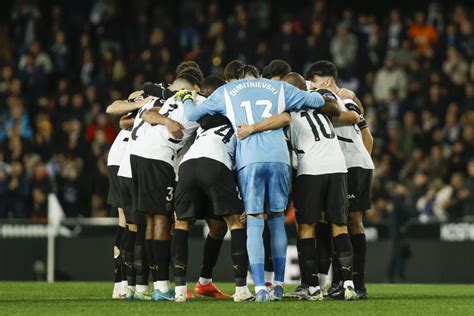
[106,59,374,303]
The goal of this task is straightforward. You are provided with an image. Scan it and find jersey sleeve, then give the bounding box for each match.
[343,99,368,130]
[282,82,325,112]
[183,87,225,121]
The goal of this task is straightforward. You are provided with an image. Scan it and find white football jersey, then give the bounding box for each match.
[333,96,375,170]
[129,95,201,166]
[107,129,130,166]
[181,123,236,170]
[289,109,347,176]
[117,135,133,178]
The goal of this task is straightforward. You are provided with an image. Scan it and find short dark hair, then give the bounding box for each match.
[305,60,338,80]
[224,60,244,81]
[175,61,201,75]
[202,75,225,93]
[178,66,204,84]
[176,72,202,88]
[237,64,260,79]
[262,59,292,79]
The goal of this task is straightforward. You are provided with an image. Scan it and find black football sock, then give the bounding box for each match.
[350,233,367,290]
[154,239,171,282]
[124,229,137,286]
[296,238,309,285]
[115,226,125,248]
[333,233,354,283]
[298,238,320,290]
[263,224,273,274]
[200,234,224,279]
[316,222,332,274]
[120,228,129,282]
[230,229,248,287]
[114,266,122,283]
[134,224,148,286]
[171,229,188,286]
[145,239,157,282]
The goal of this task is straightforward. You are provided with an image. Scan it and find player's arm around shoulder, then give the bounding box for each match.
[142,106,184,139]
[336,88,373,154]
[318,99,341,117]
[179,88,223,122]
[237,112,291,140]
[106,90,149,116]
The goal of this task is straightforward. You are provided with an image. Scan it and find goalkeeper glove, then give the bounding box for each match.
[175,89,195,103]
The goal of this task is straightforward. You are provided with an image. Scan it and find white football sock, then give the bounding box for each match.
[255,286,267,293]
[136,285,148,293]
[154,280,170,293]
[175,285,187,297]
[198,277,212,285]
[236,285,250,294]
[343,280,355,289]
[121,280,128,290]
[113,282,121,291]
[319,273,329,288]
[128,285,136,291]
[264,271,274,284]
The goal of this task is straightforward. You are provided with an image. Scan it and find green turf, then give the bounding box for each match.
[0,282,473,315]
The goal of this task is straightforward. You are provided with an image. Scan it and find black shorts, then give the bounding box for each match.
[130,155,176,216]
[294,173,348,225]
[347,167,373,212]
[107,165,122,208]
[175,158,243,221]
[118,176,145,225]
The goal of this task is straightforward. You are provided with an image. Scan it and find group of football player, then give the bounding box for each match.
[105,58,374,303]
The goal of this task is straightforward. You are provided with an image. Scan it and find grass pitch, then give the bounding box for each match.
[0,282,473,315]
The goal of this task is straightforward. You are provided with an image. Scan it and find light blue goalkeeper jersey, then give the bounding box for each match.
[184,78,325,171]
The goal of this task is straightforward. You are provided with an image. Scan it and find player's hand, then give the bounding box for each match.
[165,118,184,139]
[237,124,255,140]
[239,213,247,224]
[131,95,152,108]
[175,89,195,103]
[336,88,356,100]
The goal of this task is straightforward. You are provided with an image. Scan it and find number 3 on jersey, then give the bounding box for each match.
[301,111,335,141]
[240,100,272,124]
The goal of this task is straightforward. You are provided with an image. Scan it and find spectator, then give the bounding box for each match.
[18,41,53,74]
[387,9,404,49]
[1,97,33,141]
[444,173,471,220]
[407,11,438,54]
[416,178,448,222]
[373,56,407,102]
[85,113,116,144]
[330,23,358,70]
[51,30,69,75]
[442,47,469,87]
[31,162,52,220]
[7,161,30,218]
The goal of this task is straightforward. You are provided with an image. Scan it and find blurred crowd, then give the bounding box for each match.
[0,0,472,223]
